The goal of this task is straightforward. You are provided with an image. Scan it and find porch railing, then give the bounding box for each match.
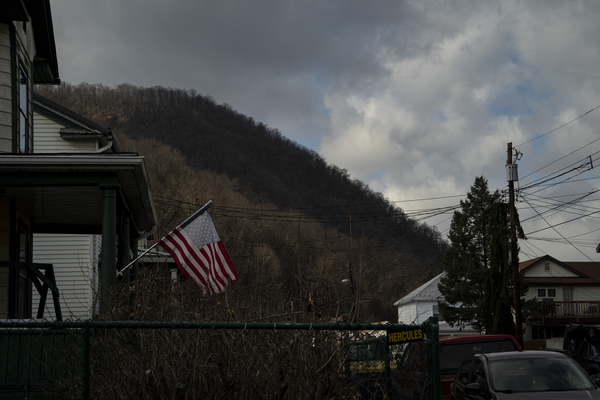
[537,300,600,318]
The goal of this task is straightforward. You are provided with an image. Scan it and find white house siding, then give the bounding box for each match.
[523,285,556,302]
[32,234,100,320]
[33,113,97,153]
[397,303,416,325]
[398,301,435,325]
[571,287,600,302]
[523,285,600,303]
[525,261,579,278]
[522,260,594,303]
[0,23,12,153]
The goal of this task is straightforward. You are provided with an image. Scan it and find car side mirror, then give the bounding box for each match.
[465,382,482,394]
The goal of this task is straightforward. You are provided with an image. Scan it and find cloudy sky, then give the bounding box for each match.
[50,0,600,262]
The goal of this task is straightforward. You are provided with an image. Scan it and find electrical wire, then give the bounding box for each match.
[516,104,600,147]
[520,194,596,262]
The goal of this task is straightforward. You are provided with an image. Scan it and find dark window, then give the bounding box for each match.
[433,304,444,321]
[538,288,557,298]
[18,63,30,154]
[440,339,519,375]
[470,359,486,387]
[457,359,472,384]
[10,220,31,319]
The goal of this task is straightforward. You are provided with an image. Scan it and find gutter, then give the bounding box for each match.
[95,129,114,153]
[58,128,115,153]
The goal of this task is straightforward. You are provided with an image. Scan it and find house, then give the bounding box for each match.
[393,272,478,337]
[29,93,153,320]
[520,255,600,344]
[0,1,157,320]
[137,246,178,283]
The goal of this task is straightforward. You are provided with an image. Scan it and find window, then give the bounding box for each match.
[470,360,486,387]
[439,339,519,375]
[457,359,472,384]
[537,288,557,298]
[18,63,30,154]
[433,304,444,321]
[544,262,550,271]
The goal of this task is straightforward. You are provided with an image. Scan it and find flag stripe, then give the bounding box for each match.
[161,229,209,288]
[198,245,225,292]
[205,244,227,289]
[217,242,237,280]
[172,229,210,282]
[160,238,207,289]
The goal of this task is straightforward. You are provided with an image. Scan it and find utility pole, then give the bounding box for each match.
[507,142,523,346]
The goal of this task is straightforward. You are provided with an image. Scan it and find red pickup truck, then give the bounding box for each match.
[438,335,522,399]
[395,334,522,399]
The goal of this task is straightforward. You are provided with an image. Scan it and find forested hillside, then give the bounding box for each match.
[37,83,447,322]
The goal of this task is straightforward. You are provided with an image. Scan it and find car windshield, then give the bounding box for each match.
[490,357,595,393]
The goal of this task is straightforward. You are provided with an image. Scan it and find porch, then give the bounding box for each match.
[529,300,600,326]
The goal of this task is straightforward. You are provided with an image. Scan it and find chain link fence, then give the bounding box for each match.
[0,320,439,399]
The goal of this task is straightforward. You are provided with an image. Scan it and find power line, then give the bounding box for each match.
[520,194,597,262]
[516,104,600,147]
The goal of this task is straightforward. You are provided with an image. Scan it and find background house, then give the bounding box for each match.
[520,255,600,346]
[393,272,478,337]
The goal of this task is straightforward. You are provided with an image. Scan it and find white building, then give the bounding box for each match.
[393,272,478,336]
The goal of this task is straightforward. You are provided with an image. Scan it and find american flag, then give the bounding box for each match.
[158,208,237,294]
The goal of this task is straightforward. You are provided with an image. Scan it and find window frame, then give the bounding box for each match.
[537,288,557,298]
[17,61,31,154]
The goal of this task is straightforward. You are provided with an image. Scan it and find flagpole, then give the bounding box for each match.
[116,200,213,277]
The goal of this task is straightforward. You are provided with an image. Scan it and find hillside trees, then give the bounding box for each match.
[36,82,448,321]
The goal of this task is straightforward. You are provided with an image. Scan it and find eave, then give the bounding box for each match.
[0,0,29,22]
[29,0,60,84]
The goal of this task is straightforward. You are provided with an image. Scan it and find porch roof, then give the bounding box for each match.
[0,153,156,238]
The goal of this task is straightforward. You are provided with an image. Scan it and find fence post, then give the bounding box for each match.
[385,338,391,396]
[82,320,90,400]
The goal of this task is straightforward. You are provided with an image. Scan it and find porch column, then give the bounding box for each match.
[100,185,118,315]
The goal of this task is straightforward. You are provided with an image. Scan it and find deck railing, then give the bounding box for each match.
[537,300,600,318]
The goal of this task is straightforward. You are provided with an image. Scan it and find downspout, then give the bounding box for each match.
[95,129,114,153]
[135,223,156,242]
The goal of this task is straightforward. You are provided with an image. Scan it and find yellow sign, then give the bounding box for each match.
[387,328,423,344]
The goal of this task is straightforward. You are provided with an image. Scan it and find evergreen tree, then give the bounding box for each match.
[479,202,515,335]
[438,177,500,330]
